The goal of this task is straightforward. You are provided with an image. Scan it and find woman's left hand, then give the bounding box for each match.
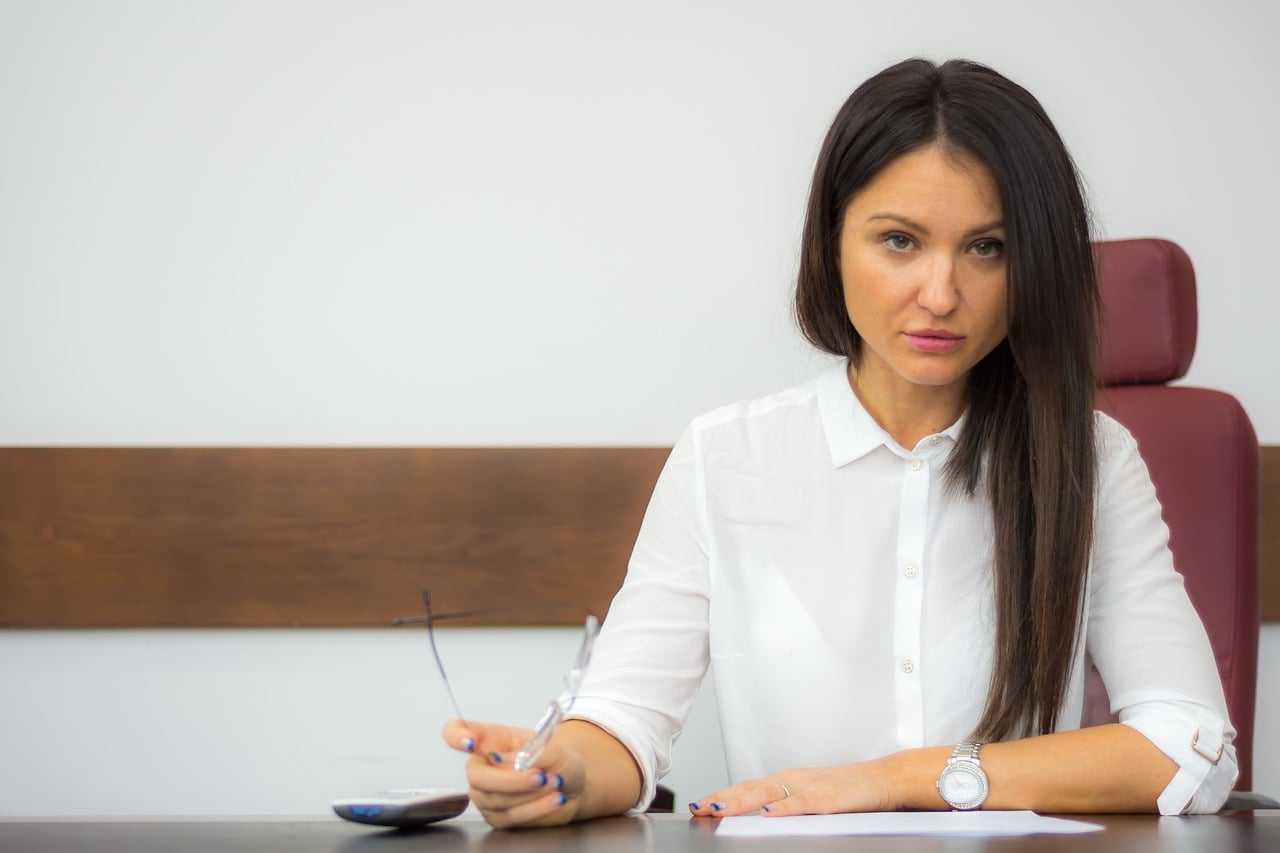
[688,759,898,817]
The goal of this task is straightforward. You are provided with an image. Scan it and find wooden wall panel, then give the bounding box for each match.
[0,448,669,627]
[2,445,1278,627]
[1262,445,1280,622]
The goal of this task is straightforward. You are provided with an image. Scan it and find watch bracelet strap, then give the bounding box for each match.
[949,740,983,765]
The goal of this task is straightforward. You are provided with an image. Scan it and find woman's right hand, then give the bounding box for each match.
[442,719,585,828]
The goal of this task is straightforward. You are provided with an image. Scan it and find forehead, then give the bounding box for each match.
[847,144,1002,219]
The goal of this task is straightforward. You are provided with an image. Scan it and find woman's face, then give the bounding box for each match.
[839,143,1008,410]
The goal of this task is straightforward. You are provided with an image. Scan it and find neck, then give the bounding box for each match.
[847,361,966,449]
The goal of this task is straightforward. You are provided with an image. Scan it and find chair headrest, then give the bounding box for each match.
[1095,238,1198,386]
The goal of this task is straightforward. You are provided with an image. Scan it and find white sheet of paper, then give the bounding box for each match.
[714,810,1104,837]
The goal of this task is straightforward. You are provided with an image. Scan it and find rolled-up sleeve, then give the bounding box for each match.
[567,427,712,813]
[1088,416,1239,814]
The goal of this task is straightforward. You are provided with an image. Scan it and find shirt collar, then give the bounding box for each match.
[816,359,965,468]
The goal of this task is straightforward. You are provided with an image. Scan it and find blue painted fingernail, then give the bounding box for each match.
[688,802,700,812]
[489,752,503,764]
[462,737,475,753]
[761,805,771,813]
[557,792,568,806]
[554,774,564,790]
[536,771,548,787]
[711,803,724,812]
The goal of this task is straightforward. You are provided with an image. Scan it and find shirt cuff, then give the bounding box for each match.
[1120,701,1237,814]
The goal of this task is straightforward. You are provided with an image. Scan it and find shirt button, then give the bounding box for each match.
[904,564,918,578]
[909,459,923,471]
[901,659,915,674]
[930,436,941,446]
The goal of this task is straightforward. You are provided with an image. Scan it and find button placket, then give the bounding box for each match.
[894,446,931,748]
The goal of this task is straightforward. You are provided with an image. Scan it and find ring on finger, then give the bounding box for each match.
[779,781,792,799]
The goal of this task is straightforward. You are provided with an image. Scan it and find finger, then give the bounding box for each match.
[486,737,580,792]
[478,789,574,830]
[759,784,808,817]
[441,718,479,754]
[441,719,531,758]
[689,778,791,817]
[466,757,563,797]
[463,765,571,829]
[469,779,563,814]
[469,786,543,812]
[459,736,582,830]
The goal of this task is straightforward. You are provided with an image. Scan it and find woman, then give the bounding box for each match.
[443,58,1236,827]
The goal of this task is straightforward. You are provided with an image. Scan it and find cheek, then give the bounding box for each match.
[968,269,1008,334]
[991,281,1011,333]
[841,283,874,330]
[839,259,887,322]
[981,294,1010,344]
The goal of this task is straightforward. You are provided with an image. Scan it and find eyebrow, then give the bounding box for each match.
[867,213,1004,240]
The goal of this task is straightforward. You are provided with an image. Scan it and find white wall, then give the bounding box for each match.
[0,627,727,816]
[1,0,1277,816]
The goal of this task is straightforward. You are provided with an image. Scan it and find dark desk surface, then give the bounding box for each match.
[3,812,1279,852]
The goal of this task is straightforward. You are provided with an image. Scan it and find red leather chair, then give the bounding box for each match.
[1087,238,1269,805]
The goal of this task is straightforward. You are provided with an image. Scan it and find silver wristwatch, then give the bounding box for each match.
[936,740,989,810]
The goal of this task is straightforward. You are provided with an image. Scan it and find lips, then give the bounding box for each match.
[904,329,965,353]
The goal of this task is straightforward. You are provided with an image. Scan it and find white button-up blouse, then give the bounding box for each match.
[569,361,1236,815]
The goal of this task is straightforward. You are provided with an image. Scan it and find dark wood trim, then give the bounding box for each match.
[1261,445,1280,622]
[2,445,1278,627]
[0,448,669,628]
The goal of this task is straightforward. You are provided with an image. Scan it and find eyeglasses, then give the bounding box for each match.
[393,591,601,772]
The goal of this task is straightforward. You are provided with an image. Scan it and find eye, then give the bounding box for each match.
[970,238,1004,259]
[883,232,915,252]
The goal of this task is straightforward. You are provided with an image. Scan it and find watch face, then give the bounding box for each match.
[940,765,988,810]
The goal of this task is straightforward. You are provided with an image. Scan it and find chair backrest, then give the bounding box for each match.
[1084,238,1261,790]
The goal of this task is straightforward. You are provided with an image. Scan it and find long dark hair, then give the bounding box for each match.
[796,58,1099,740]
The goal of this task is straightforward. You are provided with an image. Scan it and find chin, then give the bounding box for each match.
[894,369,970,389]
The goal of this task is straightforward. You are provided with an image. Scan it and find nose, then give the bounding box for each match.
[916,254,960,316]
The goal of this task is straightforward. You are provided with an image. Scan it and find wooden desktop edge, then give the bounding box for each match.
[0,811,1277,853]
